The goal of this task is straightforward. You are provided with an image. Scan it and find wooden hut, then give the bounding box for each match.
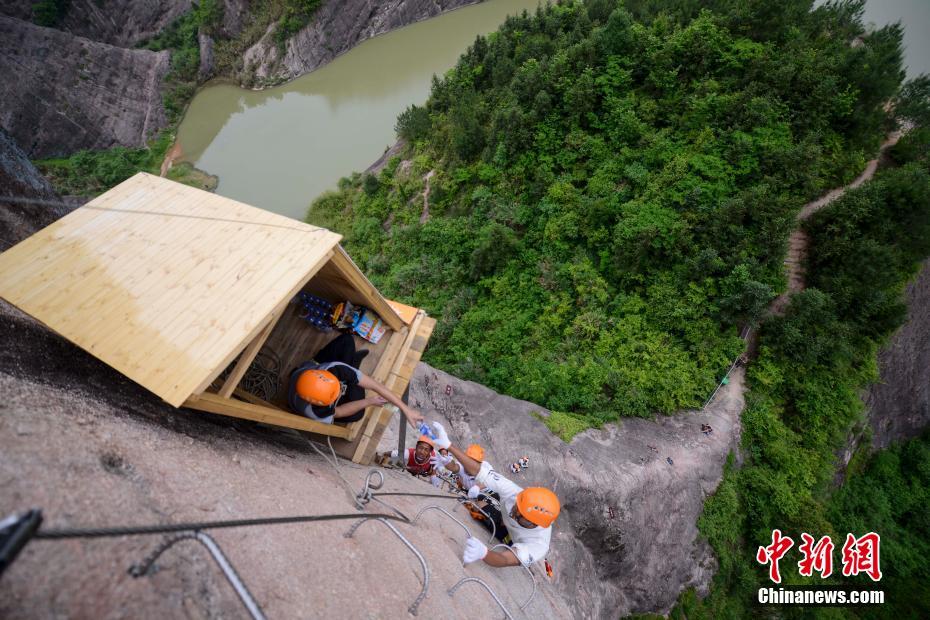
[0,173,434,464]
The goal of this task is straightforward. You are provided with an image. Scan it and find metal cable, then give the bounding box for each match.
[130,531,266,620]
[34,512,408,540]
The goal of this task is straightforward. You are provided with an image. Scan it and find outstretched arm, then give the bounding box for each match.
[446,444,481,477]
[357,374,424,427]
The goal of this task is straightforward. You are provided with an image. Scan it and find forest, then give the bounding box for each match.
[310,0,908,423]
[309,1,930,615]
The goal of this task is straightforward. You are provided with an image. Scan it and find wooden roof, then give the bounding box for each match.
[0,173,347,406]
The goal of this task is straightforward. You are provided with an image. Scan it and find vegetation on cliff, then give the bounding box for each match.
[678,127,930,618]
[309,0,905,423]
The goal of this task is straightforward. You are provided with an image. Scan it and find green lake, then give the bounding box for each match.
[177,0,929,220]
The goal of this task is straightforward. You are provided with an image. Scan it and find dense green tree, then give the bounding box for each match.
[309,1,907,424]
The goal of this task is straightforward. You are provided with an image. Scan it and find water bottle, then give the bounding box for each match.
[418,421,436,440]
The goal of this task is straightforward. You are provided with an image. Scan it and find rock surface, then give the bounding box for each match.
[380,362,746,618]
[1,0,192,46]
[865,258,930,449]
[0,15,170,158]
[244,0,481,81]
[0,128,72,252]
[0,149,572,619]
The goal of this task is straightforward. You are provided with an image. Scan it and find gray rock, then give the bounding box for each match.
[198,32,215,80]
[0,0,193,47]
[866,258,930,448]
[0,15,170,158]
[0,128,73,252]
[244,0,482,81]
[382,362,746,617]
[221,0,249,38]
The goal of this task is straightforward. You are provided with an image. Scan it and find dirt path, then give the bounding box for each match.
[770,132,902,314]
[159,140,183,177]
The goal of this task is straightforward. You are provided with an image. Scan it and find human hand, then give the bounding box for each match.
[467,485,481,499]
[430,475,441,488]
[405,408,425,429]
[431,421,451,449]
[462,537,488,564]
[369,395,388,407]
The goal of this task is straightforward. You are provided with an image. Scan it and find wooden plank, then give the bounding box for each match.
[191,250,334,396]
[358,317,436,464]
[184,393,351,438]
[343,325,409,441]
[329,247,404,331]
[386,299,419,325]
[218,308,283,398]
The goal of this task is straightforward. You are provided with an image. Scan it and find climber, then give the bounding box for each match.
[287,333,424,427]
[439,444,484,491]
[398,435,438,478]
[430,422,560,568]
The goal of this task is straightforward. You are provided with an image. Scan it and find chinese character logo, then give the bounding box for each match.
[841,532,882,582]
[757,529,794,584]
[757,530,882,583]
[798,533,834,578]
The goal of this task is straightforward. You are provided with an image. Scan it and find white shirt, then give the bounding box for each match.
[475,461,552,566]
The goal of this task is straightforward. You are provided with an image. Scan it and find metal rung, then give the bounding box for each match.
[458,499,498,544]
[412,505,472,541]
[490,544,537,611]
[345,517,429,615]
[447,576,515,620]
[130,531,265,620]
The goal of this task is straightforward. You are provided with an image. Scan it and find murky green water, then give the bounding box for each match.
[176,0,542,220]
[178,0,928,220]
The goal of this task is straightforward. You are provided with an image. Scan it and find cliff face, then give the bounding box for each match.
[378,363,746,618]
[0,128,72,251]
[866,259,930,449]
[0,1,485,159]
[0,16,170,158]
[243,0,481,81]
[0,1,192,46]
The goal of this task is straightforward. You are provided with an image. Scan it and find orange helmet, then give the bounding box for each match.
[465,444,485,461]
[416,435,435,449]
[296,369,341,406]
[515,487,560,528]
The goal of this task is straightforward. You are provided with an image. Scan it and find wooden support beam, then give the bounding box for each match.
[232,387,287,410]
[184,392,351,438]
[343,325,409,442]
[218,309,283,398]
[351,311,427,463]
[330,247,404,331]
[355,315,435,465]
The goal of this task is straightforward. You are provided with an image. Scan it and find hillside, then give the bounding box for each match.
[309,0,907,424]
